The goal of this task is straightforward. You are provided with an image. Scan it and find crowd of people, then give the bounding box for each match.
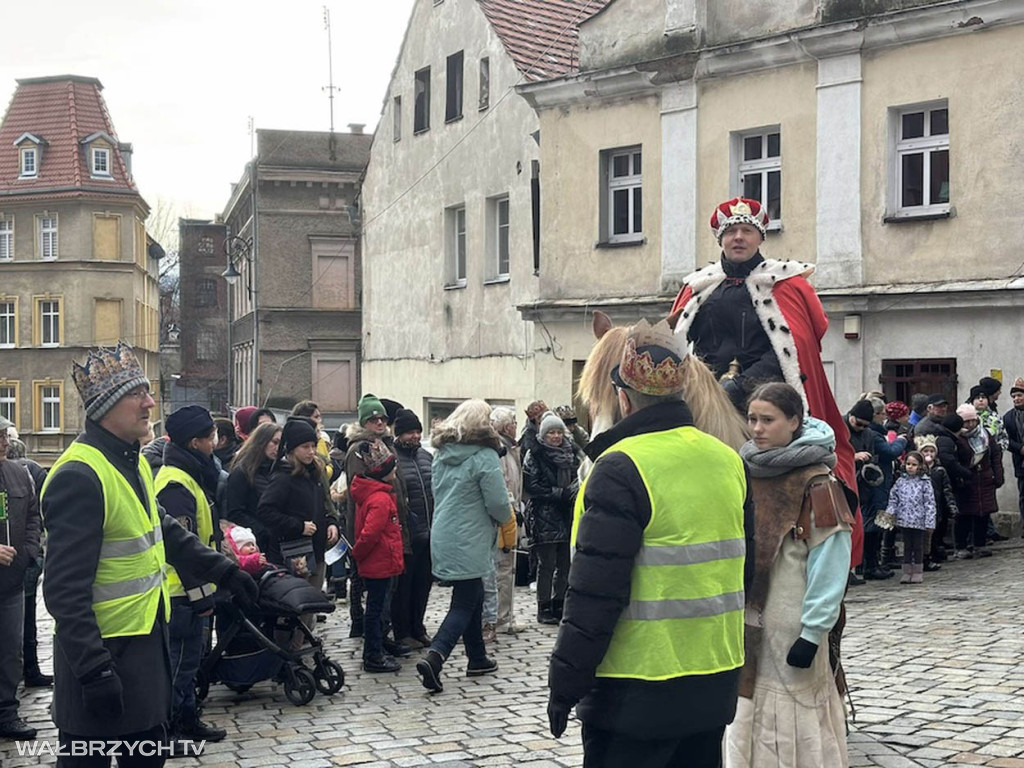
[1,195,1023,768]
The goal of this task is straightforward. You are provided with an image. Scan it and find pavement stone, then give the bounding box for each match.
[3,541,1024,766]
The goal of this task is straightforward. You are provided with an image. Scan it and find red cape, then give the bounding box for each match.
[672,276,863,566]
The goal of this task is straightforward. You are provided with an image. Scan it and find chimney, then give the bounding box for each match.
[347,123,365,134]
[119,142,133,179]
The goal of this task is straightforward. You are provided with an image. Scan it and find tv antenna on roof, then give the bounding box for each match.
[323,6,340,160]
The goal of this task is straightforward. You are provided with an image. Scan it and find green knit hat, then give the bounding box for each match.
[358,393,387,425]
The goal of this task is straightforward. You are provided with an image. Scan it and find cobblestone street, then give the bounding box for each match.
[4,541,1024,767]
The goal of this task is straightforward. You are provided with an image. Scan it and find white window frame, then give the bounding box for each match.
[41,385,61,432]
[39,216,58,260]
[604,146,643,244]
[91,147,111,177]
[485,195,510,282]
[0,218,12,260]
[890,101,950,218]
[0,301,15,348]
[0,385,15,427]
[20,148,37,178]
[445,205,467,288]
[40,300,60,347]
[732,127,782,230]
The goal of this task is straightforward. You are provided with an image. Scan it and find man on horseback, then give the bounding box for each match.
[671,197,861,564]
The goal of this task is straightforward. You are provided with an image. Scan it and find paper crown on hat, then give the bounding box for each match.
[611,318,688,396]
[710,197,770,241]
[1011,377,1024,395]
[72,341,149,419]
[914,434,938,451]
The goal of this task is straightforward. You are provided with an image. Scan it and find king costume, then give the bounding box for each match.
[671,197,862,565]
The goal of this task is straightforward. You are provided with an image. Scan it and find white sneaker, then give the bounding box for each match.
[529,581,537,593]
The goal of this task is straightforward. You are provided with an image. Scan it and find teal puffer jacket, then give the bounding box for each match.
[430,441,512,581]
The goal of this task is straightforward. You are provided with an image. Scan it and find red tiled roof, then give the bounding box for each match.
[478,0,612,82]
[0,75,139,198]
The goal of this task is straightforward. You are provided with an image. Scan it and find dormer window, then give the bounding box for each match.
[20,148,37,177]
[92,147,110,177]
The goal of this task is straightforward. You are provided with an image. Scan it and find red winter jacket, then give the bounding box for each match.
[350,475,405,579]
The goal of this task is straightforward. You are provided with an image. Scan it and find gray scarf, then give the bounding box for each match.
[740,440,837,478]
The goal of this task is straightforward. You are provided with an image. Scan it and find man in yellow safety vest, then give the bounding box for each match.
[154,404,225,745]
[41,342,258,767]
[547,319,755,768]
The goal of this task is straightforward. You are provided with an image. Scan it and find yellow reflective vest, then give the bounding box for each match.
[154,465,216,600]
[41,442,171,638]
[573,425,746,681]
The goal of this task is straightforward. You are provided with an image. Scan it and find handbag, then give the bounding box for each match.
[279,537,317,578]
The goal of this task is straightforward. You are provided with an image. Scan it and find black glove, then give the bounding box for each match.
[81,667,124,719]
[220,567,258,609]
[786,637,818,668]
[547,696,572,738]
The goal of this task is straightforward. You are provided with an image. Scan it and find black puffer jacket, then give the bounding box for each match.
[0,459,41,595]
[523,442,579,545]
[256,459,338,564]
[394,439,433,539]
[225,459,275,550]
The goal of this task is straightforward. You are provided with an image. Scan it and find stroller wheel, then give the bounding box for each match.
[314,659,345,695]
[283,667,316,706]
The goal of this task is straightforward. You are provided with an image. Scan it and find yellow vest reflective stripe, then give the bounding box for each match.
[154,465,216,600]
[573,425,747,681]
[41,442,171,638]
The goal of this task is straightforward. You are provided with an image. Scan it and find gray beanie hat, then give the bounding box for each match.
[538,411,566,440]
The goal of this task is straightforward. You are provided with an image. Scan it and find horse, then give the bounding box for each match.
[577,310,750,454]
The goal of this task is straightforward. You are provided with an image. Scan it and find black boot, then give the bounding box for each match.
[175,714,227,742]
[349,617,364,638]
[416,649,444,693]
[0,717,36,740]
[363,653,401,673]
[551,600,564,622]
[537,602,558,625]
[382,638,413,658]
[23,666,53,688]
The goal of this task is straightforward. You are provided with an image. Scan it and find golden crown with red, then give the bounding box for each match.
[710,197,770,241]
[611,318,688,396]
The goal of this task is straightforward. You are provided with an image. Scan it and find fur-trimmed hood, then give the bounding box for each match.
[430,425,503,454]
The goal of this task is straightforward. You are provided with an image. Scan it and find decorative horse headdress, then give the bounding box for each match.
[611,318,689,396]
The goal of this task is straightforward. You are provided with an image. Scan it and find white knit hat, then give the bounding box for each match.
[229,525,257,549]
[956,403,979,422]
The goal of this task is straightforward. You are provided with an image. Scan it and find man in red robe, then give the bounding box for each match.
[671,197,862,566]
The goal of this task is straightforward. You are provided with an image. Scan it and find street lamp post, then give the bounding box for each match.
[221,235,256,406]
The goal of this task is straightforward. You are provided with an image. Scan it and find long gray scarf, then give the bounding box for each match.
[740,440,837,478]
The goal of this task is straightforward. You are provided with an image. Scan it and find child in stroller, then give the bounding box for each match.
[194,525,345,706]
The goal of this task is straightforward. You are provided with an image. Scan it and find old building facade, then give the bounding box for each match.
[170,218,229,414]
[0,75,160,463]
[517,0,1024,448]
[221,128,368,426]
[361,0,609,426]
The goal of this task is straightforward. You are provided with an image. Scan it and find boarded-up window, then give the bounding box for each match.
[94,299,121,344]
[311,238,355,309]
[313,356,355,412]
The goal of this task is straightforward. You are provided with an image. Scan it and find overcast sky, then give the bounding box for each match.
[0,0,416,236]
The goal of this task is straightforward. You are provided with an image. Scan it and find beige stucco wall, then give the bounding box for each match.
[696,61,818,267]
[861,25,1023,285]
[536,94,662,299]
[361,0,539,404]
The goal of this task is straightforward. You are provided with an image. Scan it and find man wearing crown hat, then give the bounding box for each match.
[40,342,258,765]
[1003,377,1024,532]
[671,197,862,566]
[547,318,754,767]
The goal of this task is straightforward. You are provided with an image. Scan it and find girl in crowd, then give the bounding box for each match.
[523,412,580,625]
[885,451,936,583]
[225,422,282,552]
[727,382,852,768]
[915,436,958,566]
[416,399,514,693]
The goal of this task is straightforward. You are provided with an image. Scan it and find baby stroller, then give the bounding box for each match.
[196,568,344,706]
